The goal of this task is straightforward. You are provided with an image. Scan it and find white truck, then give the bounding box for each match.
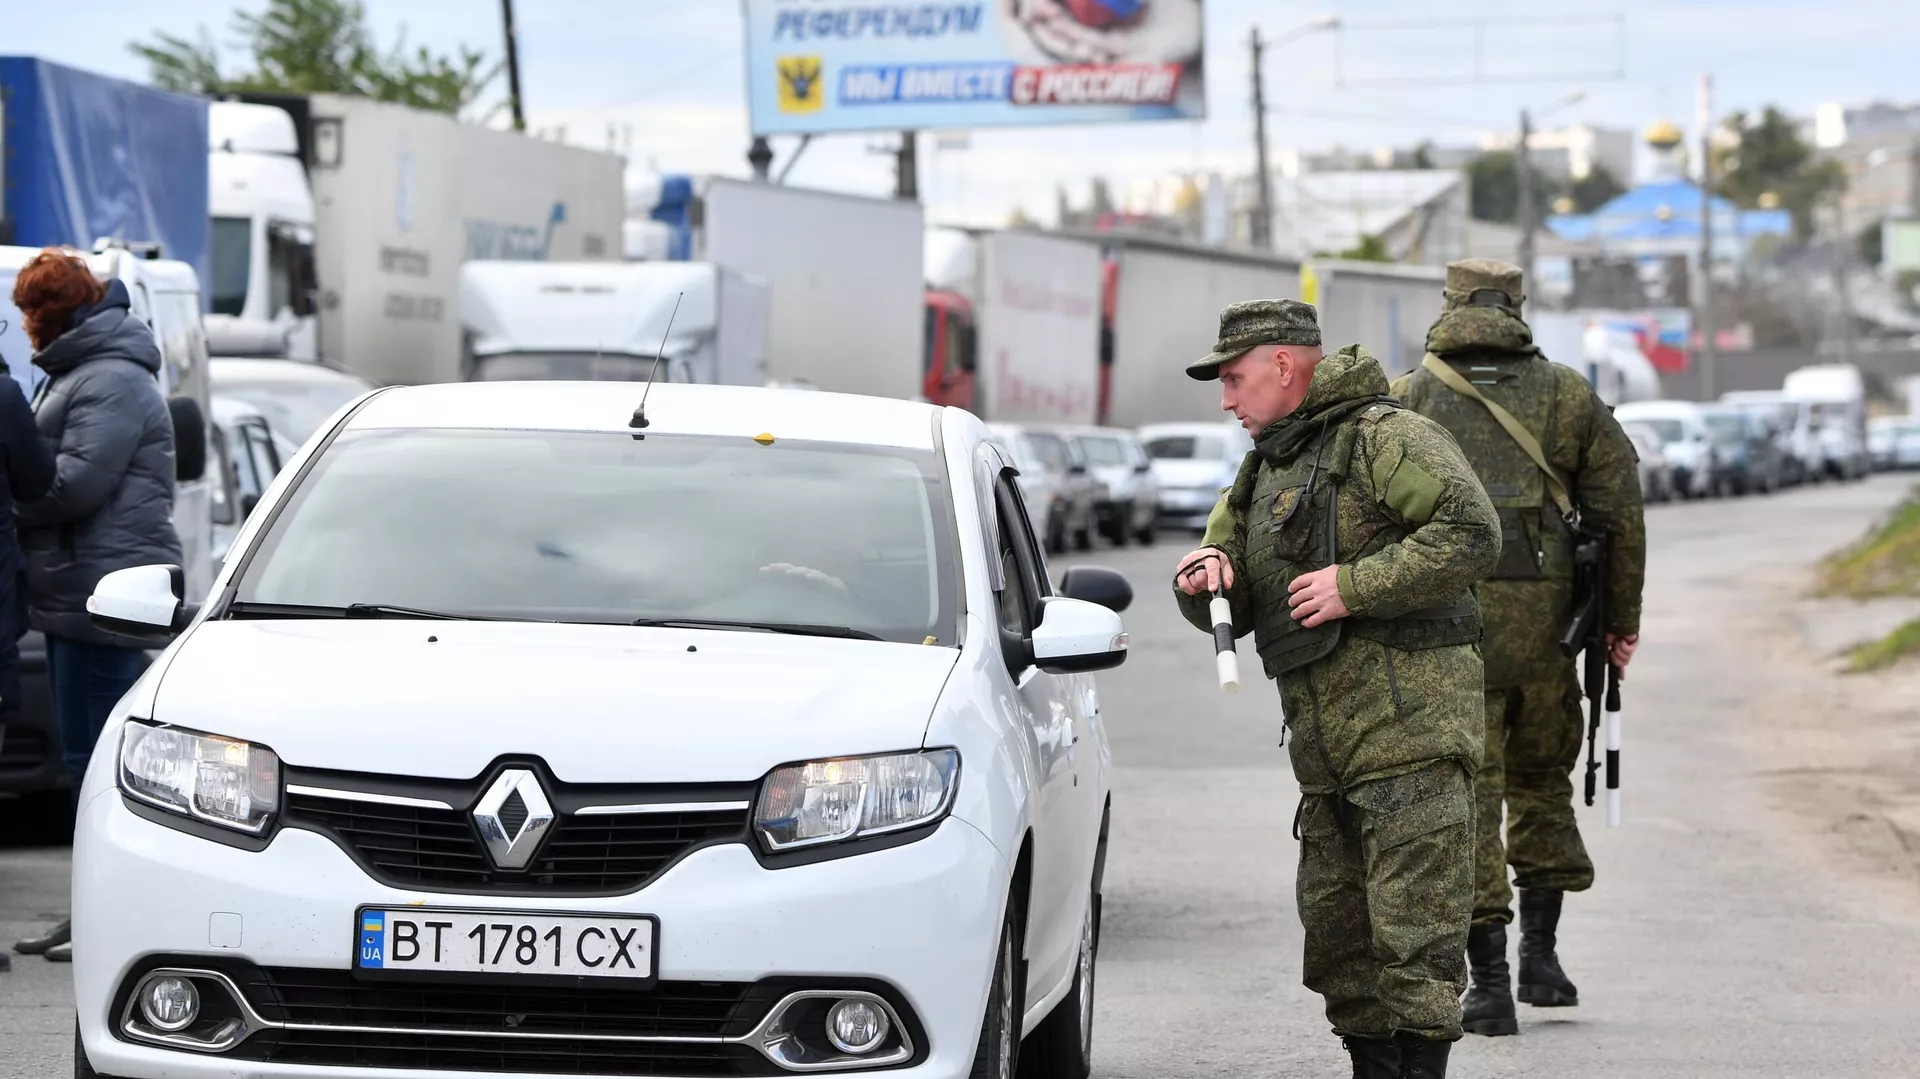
[659,177,924,400]
[458,260,770,386]
[924,227,1104,424]
[207,95,625,381]
[1783,363,1871,480]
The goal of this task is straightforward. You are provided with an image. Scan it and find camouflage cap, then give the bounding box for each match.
[1443,258,1526,310]
[1187,298,1322,381]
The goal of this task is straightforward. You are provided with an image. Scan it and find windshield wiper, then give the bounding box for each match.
[224,601,512,621]
[629,616,883,642]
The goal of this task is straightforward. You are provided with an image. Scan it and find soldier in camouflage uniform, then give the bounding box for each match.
[1390,259,1646,1037]
[1172,299,1501,1079]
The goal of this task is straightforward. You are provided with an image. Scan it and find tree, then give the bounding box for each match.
[1007,207,1040,229]
[1467,150,1556,224]
[129,0,499,116]
[1569,164,1626,214]
[1054,185,1073,228]
[1861,219,1886,267]
[1714,106,1848,241]
[1324,233,1393,262]
[1411,142,1436,170]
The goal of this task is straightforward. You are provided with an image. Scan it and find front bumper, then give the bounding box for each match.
[74,791,1009,1079]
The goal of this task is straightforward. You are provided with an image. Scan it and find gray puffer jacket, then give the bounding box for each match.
[17,280,184,645]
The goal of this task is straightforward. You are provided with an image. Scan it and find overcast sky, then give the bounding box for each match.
[11,1,1916,226]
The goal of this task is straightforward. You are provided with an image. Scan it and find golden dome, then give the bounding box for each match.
[1644,119,1684,150]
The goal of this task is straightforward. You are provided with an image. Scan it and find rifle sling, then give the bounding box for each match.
[1421,352,1575,521]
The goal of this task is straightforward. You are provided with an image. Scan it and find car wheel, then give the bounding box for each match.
[1046,515,1065,556]
[1074,525,1092,552]
[970,915,1021,1079]
[1019,887,1099,1079]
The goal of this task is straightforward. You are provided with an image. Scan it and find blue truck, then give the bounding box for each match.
[1,57,214,833]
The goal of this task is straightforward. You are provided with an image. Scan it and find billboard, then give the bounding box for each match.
[741,0,1206,136]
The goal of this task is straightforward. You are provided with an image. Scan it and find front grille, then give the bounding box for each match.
[247,966,757,1036]
[281,766,755,894]
[247,1029,771,1076]
[234,967,777,1076]
[0,723,51,774]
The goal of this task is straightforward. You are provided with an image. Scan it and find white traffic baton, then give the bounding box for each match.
[1604,663,1622,828]
[1210,591,1240,693]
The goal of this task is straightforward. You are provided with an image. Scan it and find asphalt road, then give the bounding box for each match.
[5,474,1919,1078]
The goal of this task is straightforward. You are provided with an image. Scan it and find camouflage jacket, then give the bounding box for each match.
[1391,348,1647,687]
[1175,346,1500,792]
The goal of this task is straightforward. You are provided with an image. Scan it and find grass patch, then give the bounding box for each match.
[1817,489,1920,598]
[1845,617,1920,673]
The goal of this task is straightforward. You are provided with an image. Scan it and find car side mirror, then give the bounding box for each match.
[1133,462,1151,473]
[1030,596,1128,674]
[1058,565,1133,613]
[88,564,196,640]
[1068,463,1087,475]
[168,396,208,483]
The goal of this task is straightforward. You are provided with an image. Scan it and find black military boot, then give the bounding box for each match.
[1341,1035,1399,1079]
[1394,1033,1452,1079]
[1516,889,1579,1007]
[1461,922,1519,1035]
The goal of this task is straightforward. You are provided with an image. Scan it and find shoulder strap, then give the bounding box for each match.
[1420,352,1574,520]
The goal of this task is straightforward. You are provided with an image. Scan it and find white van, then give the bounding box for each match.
[1782,364,1870,481]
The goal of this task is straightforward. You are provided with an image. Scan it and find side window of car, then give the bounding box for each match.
[994,473,1051,639]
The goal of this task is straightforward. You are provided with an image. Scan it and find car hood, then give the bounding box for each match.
[150,621,960,783]
[1150,459,1232,489]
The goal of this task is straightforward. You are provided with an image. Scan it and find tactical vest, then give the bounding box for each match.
[1236,403,1482,680]
[1405,354,1576,582]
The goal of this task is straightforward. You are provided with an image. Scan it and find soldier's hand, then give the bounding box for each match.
[1175,547,1233,596]
[1607,633,1639,675]
[1287,565,1351,628]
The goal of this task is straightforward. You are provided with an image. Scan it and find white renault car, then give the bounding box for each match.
[69,382,1131,1079]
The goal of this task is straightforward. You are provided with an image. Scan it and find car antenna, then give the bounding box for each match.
[629,291,684,440]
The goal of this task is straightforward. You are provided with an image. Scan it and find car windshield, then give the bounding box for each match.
[1145,435,1226,460]
[1703,414,1746,440]
[231,430,958,644]
[1630,418,1685,442]
[1024,432,1069,471]
[213,373,374,445]
[1078,436,1128,466]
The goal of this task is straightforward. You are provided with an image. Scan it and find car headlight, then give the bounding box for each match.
[119,721,280,835]
[755,749,959,852]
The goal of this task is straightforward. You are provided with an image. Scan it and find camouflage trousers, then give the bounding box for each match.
[1296,761,1474,1041]
[1474,666,1596,925]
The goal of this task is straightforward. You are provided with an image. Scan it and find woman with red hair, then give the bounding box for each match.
[9,249,182,964]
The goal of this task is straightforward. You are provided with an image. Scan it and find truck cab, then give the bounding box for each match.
[923,288,977,411]
[206,102,318,360]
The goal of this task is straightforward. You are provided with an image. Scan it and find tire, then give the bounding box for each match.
[1073,524,1092,552]
[1019,888,1099,1079]
[1046,514,1065,556]
[970,915,1022,1079]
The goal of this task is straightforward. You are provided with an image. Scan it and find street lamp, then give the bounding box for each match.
[1516,89,1586,313]
[1250,16,1344,250]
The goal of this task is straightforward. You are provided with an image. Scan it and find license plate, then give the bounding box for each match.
[355,907,657,980]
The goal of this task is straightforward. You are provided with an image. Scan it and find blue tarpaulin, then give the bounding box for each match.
[0,57,210,306]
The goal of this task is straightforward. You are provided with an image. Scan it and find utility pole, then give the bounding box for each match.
[1833,194,1856,366]
[1250,27,1273,250]
[1515,107,1535,315]
[1697,73,1717,399]
[500,0,526,131]
[895,130,919,201]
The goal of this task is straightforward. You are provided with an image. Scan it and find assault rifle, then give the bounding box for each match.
[1559,525,1622,825]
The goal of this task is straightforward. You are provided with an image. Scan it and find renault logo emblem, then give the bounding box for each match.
[473,769,555,870]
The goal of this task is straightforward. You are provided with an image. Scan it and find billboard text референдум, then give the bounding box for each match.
[742,0,1206,136]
